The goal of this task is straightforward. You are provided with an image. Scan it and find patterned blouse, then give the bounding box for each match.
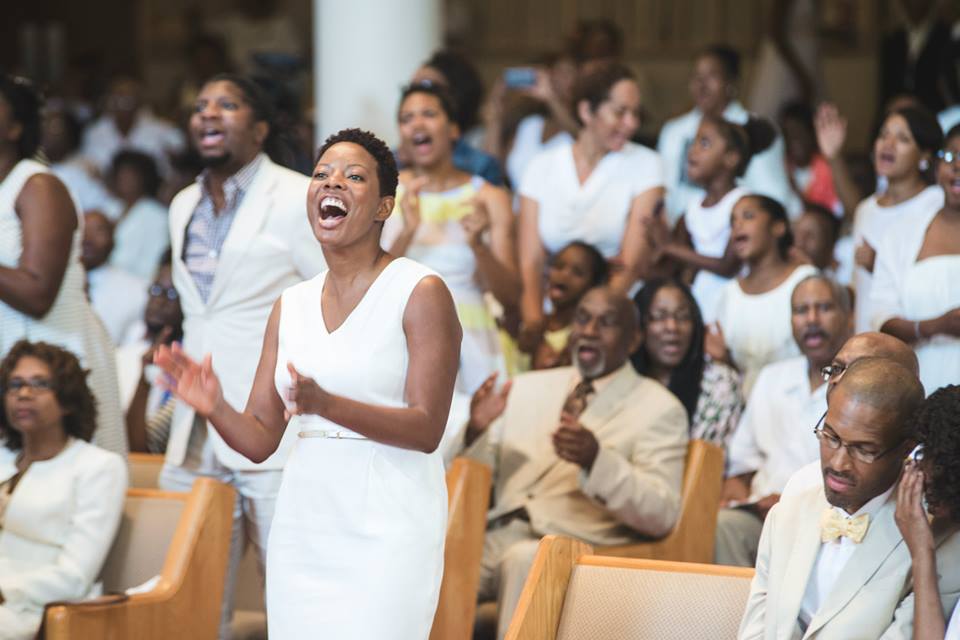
[690,361,743,450]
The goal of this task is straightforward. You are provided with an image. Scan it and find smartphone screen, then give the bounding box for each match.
[503,67,537,89]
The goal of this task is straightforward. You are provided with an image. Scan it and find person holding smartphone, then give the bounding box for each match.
[895,385,960,639]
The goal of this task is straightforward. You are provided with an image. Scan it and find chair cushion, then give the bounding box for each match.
[556,565,751,640]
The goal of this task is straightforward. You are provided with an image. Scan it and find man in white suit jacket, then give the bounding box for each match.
[739,358,960,639]
[463,287,689,638]
[161,75,325,637]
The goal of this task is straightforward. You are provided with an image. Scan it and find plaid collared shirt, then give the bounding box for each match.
[183,153,264,302]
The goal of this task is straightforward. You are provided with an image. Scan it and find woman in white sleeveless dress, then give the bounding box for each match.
[157,128,461,639]
[870,125,960,395]
[0,75,125,455]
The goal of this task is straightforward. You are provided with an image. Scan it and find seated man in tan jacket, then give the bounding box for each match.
[462,286,689,638]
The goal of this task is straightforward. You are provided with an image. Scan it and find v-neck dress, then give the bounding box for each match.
[267,257,448,639]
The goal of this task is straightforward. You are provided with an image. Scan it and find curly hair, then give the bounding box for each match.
[0,340,98,450]
[571,63,636,126]
[398,82,458,126]
[911,385,960,522]
[315,128,399,198]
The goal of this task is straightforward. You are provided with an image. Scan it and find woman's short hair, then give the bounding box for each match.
[571,63,636,126]
[398,82,458,125]
[630,278,706,422]
[0,341,97,450]
[911,385,960,522]
[0,75,42,160]
[887,105,943,184]
[315,128,399,198]
[110,150,162,198]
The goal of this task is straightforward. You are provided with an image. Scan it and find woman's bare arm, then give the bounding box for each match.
[0,174,75,317]
[611,186,664,293]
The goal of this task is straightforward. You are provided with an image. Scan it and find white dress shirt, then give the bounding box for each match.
[726,356,826,500]
[86,265,148,345]
[798,485,896,630]
[947,600,960,639]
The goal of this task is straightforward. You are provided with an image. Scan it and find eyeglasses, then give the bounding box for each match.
[937,149,960,166]
[813,413,904,464]
[820,362,846,383]
[647,311,694,325]
[4,377,55,395]
[149,284,179,301]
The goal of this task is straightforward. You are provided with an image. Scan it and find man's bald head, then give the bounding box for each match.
[570,287,640,379]
[833,357,924,441]
[838,332,919,376]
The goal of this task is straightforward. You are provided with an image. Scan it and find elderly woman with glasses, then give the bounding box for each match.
[869,123,960,395]
[0,340,126,640]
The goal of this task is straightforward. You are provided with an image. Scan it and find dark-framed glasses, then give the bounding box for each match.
[820,362,847,383]
[4,377,55,395]
[813,412,903,464]
[149,284,179,301]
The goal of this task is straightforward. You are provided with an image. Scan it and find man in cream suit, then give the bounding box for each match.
[162,74,325,637]
[739,357,960,639]
[463,287,688,639]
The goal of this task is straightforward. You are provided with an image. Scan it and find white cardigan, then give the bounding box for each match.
[0,439,126,615]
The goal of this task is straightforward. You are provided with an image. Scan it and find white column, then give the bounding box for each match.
[313,0,442,149]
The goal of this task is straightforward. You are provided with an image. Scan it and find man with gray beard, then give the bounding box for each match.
[462,286,688,639]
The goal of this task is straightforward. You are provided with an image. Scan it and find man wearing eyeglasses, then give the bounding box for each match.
[715,274,852,567]
[739,357,960,639]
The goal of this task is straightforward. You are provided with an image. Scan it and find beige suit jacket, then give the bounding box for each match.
[463,364,688,546]
[166,156,327,470]
[739,482,960,639]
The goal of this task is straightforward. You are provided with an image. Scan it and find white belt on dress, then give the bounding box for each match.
[298,429,368,440]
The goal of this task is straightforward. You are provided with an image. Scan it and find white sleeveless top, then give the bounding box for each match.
[274,257,440,437]
[686,186,748,323]
[0,160,125,454]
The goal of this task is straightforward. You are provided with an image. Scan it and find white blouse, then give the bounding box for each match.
[851,185,943,333]
[870,205,960,394]
[519,140,663,258]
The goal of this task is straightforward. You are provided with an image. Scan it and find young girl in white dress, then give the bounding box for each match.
[655,115,774,322]
[156,129,462,639]
[870,124,960,395]
[713,194,816,395]
[851,106,944,333]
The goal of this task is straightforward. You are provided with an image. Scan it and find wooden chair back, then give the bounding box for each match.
[429,457,493,640]
[43,478,235,640]
[127,452,165,490]
[506,535,754,640]
[597,439,724,562]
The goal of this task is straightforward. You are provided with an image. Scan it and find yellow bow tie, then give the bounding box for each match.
[820,509,870,544]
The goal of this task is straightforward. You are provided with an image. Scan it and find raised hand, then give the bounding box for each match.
[154,343,223,417]
[704,322,731,365]
[286,362,329,417]
[461,196,491,249]
[400,176,428,232]
[895,461,934,557]
[553,415,599,470]
[854,240,876,272]
[468,373,512,435]
[815,102,847,160]
[141,325,174,368]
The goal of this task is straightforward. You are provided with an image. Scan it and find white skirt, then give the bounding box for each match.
[266,435,447,639]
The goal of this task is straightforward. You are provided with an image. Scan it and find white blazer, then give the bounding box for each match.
[739,483,960,639]
[167,156,326,471]
[0,439,127,617]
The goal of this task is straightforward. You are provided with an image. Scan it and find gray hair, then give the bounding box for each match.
[792,272,852,314]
